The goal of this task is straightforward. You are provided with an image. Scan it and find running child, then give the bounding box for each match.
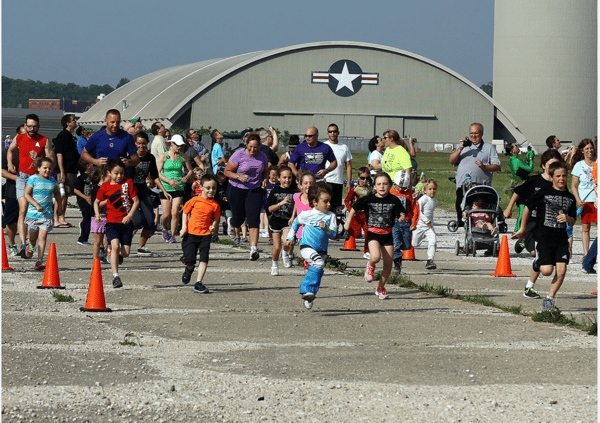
[90,166,110,262]
[22,157,62,270]
[267,165,297,275]
[390,170,419,274]
[94,159,140,288]
[290,170,316,271]
[73,158,94,246]
[345,172,405,299]
[180,174,221,294]
[413,179,438,270]
[285,182,337,309]
[504,149,562,298]
[344,166,372,257]
[261,165,279,241]
[513,161,576,311]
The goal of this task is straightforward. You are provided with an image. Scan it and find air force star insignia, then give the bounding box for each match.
[312,59,378,97]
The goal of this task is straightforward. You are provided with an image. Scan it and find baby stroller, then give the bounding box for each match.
[454,185,501,257]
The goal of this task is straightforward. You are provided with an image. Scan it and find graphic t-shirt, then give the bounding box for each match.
[96,178,138,223]
[352,194,405,233]
[26,175,56,219]
[75,173,94,209]
[84,129,136,160]
[16,133,48,175]
[527,186,576,245]
[267,185,296,220]
[288,141,336,177]
[514,174,553,217]
[133,153,159,200]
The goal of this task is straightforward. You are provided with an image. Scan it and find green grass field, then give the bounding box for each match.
[348,151,570,212]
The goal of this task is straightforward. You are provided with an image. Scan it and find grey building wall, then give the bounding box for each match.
[493,0,597,149]
[187,46,495,151]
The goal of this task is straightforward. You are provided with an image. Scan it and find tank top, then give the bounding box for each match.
[163,153,184,192]
[293,192,312,239]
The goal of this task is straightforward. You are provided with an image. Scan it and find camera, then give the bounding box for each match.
[462,136,472,147]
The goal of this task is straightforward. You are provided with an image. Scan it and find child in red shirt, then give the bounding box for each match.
[390,170,419,274]
[344,167,372,256]
[94,159,140,288]
[180,174,221,293]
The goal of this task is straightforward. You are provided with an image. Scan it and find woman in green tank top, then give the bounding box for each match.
[157,135,193,243]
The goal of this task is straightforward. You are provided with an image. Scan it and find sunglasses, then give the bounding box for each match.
[304,134,316,138]
[359,176,369,180]
[328,130,338,133]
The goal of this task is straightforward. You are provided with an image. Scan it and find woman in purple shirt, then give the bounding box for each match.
[224,134,269,260]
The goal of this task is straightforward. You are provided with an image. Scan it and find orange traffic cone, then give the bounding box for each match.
[2,228,13,271]
[491,235,516,277]
[37,243,64,289]
[80,259,111,312]
[341,235,358,251]
[591,292,597,296]
[402,246,416,260]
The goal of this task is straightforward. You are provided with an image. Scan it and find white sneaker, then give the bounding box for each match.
[303,300,313,310]
[282,255,292,268]
[271,266,279,276]
[363,252,371,259]
[260,229,269,238]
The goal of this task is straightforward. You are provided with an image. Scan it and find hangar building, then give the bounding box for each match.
[79,41,524,152]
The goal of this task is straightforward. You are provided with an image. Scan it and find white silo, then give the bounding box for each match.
[493,0,597,148]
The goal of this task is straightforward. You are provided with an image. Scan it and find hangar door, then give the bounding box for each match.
[375,117,405,138]
[282,114,387,139]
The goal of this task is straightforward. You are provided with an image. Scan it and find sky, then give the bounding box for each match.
[2,0,494,88]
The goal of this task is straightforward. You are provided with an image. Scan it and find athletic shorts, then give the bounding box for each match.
[105,222,134,246]
[2,197,19,227]
[581,202,597,224]
[160,190,184,200]
[366,230,394,246]
[57,173,77,195]
[25,216,53,233]
[131,196,156,233]
[269,215,291,233]
[91,216,106,233]
[181,233,211,266]
[535,241,570,267]
[16,172,32,199]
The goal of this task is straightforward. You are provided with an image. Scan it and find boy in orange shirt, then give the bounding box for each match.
[180,174,221,293]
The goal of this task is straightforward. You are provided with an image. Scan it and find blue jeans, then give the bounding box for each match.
[393,221,412,261]
[582,238,597,271]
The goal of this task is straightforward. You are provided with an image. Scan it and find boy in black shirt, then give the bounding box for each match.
[73,159,94,245]
[513,162,576,311]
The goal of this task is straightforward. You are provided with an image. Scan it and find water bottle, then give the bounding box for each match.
[59,182,66,197]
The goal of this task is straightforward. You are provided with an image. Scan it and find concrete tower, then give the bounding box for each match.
[493,0,597,148]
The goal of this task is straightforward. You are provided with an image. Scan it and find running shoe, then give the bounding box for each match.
[162,229,170,241]
[113,276,123,288]
[241,237,249,245]
[250,250,259,261]
[34,260,46,271]
[211,236,219,243]
[363,252,371,259]
[24,243,35,259]
[282,254,292,268]
[167,234,177,243]
[19,244,27,258]
[523,287,541,299]
[375,286,388,299]
[303,300,314,310]
[364,263,375,282]
[194,282,209,294]
[77,241,91,246]
[234,238,241,246]
[542,297,558,311]
[425,260,437,270]
[271,266,279,276]
[137,246,152,256]
[7,244,19,257]
[514,239,525,254]
[581,268,597,274]
[393,258,402,275]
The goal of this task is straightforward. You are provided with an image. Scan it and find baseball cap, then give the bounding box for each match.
[171,134,185,146]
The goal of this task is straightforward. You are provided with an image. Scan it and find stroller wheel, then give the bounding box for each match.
[447,220,459,232]
[455,241,460,256]
[493,241,499,257]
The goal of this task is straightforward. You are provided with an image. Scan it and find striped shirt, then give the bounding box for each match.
[26,175,57,219]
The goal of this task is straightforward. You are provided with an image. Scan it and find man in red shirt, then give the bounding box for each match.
[7,113,54,256]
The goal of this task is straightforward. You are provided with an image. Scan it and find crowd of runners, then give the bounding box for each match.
[2,111,596,311]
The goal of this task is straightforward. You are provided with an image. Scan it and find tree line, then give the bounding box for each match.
[1,76,130,109]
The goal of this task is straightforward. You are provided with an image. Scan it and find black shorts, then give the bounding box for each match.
[131,197,156,233]
[160,190,184,200]
[2,197,19,227]
[535,241,570,267]
[524,221,536,253]
[269,215,291,233]
[328,183,343,211]
[149,190,161,208]
[105,222,134,246]
[366,231,394,246]
[181,233,211,265]
[228,185,264,228]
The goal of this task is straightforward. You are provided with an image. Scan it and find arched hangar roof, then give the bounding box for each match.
[79,41,524,143]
